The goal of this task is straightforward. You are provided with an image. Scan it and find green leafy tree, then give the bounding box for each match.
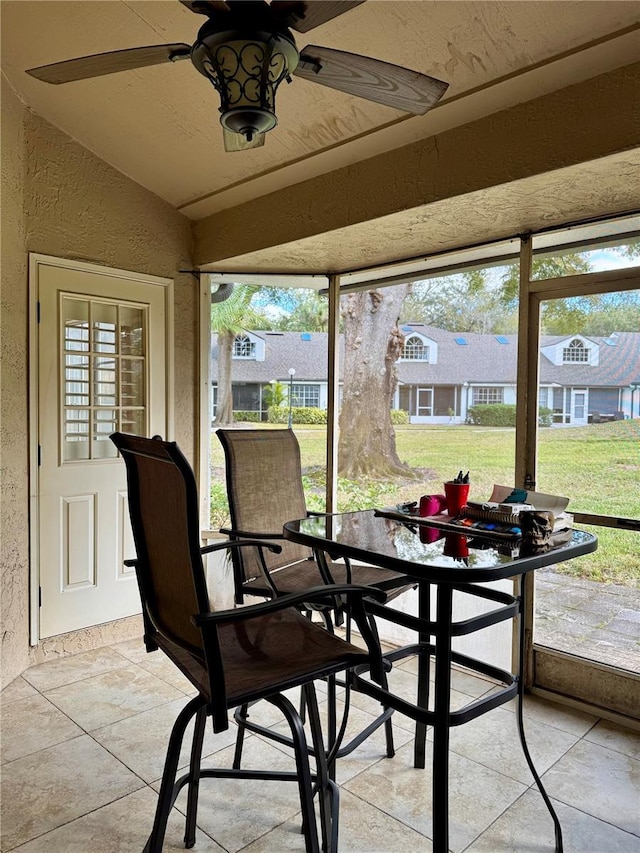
[261,288,329,332]
[500,255,591,306]
[401,269,517,333]
[540,292,640,335]
[211,285,265,425]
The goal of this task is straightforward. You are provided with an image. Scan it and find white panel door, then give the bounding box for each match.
[35,259,169,638]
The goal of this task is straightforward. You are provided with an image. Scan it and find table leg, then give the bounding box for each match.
[432,583,453,853]
[414,581,431,769]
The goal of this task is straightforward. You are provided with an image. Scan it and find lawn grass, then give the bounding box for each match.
[210,421,640,587]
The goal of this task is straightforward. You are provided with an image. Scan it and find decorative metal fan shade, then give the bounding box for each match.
[192,29,299,141]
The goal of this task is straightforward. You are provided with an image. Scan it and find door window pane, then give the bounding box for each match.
[120,306,144,355]
[120,358,145,407]
[121,409,145,435]
[61,297,147,461]
[93,356,117,406]
[92,302,117,353]
[64,299,89,352]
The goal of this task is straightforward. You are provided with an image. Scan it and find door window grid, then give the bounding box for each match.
[62,297,146,460]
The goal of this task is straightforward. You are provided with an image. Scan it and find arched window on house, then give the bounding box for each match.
[403,335,429,361]
[562,338,589,363]
[233,334,255,359]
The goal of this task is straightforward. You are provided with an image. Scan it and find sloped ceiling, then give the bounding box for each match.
[2,1,639,272]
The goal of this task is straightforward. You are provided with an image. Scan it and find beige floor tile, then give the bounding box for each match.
[4,639,638,853]
[584,717,640,760]
[448,705,579,785]
[91,696,240,783]
[501,693,599,737]
[135,649,198,694]
[343,739,527,852]
[110,638,199,692]
[168,734,305,853]
[241,787,433,852]
[109,637,148,663]
[351,665,492,736]
[467,788,640,852]
[0,735,143,851]
[0,676,38,706]
[349,665,420,730]
[328,703,414,785]
[43,664,185,730]
[10,787,226,853]
[542,739,640,836]
[257,692,414,784]
[0,694,83,764]
[21,647,130,692]
[397,656,499,699]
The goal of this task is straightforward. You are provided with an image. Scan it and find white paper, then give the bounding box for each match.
[488,484,569,512]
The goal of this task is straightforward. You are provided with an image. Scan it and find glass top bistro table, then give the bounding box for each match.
[283,510,597,853]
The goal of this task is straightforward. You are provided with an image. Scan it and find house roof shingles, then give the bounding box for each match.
[211,327,640,388]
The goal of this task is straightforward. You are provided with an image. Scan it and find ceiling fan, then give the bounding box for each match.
[26,0,448,153]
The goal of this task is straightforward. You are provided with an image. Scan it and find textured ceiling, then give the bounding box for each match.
[200,150,640,275]
[2,0,639,222]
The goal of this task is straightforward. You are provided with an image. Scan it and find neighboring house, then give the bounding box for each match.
[211,326,640,425]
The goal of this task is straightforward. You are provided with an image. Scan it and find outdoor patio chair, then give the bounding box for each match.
[110,431,386,853]
[216,427,416,758]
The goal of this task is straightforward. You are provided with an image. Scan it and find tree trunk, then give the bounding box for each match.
[214,330,235,425]
[338,287,416,479]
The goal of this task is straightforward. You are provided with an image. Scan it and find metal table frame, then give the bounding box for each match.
[284,511,597,853]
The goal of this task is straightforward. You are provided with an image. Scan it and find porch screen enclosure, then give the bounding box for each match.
[204,213,640,721]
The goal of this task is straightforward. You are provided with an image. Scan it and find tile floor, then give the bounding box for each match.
[1,640,639,853]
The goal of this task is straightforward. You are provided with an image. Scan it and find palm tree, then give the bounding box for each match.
[211,285,265,425]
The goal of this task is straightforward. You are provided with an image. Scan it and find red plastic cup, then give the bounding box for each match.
[443,481,470,516]
[443,533,469,559]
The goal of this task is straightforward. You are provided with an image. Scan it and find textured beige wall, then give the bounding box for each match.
[1,77,29,689]
[0,78,195,686]
[194,62,640,266]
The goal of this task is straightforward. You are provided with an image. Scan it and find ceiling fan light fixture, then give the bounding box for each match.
[192,28,299,141]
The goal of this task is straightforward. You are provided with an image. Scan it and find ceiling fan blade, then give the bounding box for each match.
[271,1,365,33]
[26,44,192,85]
[294,45,448,114]
[179,0,229,15]
[223,128,266,152]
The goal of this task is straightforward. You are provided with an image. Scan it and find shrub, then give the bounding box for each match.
[267,405,288,424]
[293,407,327,424]
[267,406,327,424]
[391,409,410,425]
[210,479,230,529]
[301,471,399,513]
[234,410,260,423]
[538,406,553,427]
[466,403,516,427]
